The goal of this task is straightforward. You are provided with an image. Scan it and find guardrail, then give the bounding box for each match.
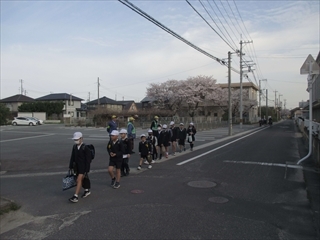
[297,118,320,139]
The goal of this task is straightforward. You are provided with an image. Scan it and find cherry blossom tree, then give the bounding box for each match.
[146,75,257,118]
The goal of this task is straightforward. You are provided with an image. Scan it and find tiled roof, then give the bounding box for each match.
[86,96,121,105]
[36,93,83,101]
[0,94,35,103]
[140,96,155,102]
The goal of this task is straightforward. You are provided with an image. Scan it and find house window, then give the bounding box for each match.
[214,113,218,117]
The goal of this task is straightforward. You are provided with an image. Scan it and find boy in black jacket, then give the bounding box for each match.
[138,134,152,170]
[107,130,124,189]
[69,132,92,203]
[177,123,187,152]
[119,128,132,176]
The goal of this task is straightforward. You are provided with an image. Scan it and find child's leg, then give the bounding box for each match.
[116,168,121,182]
[108,166,114,179]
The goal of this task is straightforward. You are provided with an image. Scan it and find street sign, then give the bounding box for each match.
[300,54,320,75]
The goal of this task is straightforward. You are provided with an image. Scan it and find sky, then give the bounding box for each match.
[1,0,319,110]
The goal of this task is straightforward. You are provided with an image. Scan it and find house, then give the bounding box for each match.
[36,93,83,118]
[116,100,138,115]
[218,82,259,122]
[0,94,35,112]
[140,96,155,110]
[86,96,123,112]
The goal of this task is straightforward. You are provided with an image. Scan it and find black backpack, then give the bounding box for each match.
[80,144,95,161]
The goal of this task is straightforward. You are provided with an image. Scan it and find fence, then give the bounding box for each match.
[297,118,320,139]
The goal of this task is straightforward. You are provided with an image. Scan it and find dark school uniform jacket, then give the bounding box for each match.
[162,129,172,147]
[170,126,178,141]
[187,127,197,142]
[120,137,132,156]
[177,127,187,140]
[69,143,92,173]
[107,139,124,161]
[147,135,157,153]
[139,141,151,156]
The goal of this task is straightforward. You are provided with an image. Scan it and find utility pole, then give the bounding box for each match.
[20,79,23,95]
[97,77,100,105]
[266,89,268,119]
[279,94,283,119]
[88,92,91,102]
[228,51,232,136]
[259,79,267,118]
[284,99,286,110]
[239,39,253,128]
[274,90,278,121]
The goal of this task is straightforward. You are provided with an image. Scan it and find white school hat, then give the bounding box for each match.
[148,129,153,133]
[72,132,83,140]
[170,121,174,125]
[140,134,146,138]
[162,124,167,129]
[119,129,127,134]
[111,130,119,136]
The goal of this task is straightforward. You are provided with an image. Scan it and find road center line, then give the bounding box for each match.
[176,127,267,165]
[0,134,55,143]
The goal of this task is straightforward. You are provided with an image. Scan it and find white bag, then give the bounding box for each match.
[188,135,193,142]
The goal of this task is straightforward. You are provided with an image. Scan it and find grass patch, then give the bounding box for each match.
[0,202,21,215]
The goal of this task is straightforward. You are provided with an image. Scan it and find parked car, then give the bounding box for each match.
[27,117,44,125]
[12,117,38,126]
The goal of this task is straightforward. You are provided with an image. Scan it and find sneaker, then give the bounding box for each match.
[113,182,120,189]
[69,195,78,203]
[144,160,149,165]
[148,165,152,169]
[137,166,141,170]
[172,152,176,156]
[111,178,116,186]
[82,190,91,198]
[151,160,155,164]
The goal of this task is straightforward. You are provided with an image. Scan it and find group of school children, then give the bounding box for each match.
[68,118,197,203]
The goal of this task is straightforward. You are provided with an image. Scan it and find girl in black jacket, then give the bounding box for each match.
[187,123,196,151]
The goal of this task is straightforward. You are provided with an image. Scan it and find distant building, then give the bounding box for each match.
[86,96,123,112]
[0,94,35,112]
[36,93,83,118]
[218,82,259,123]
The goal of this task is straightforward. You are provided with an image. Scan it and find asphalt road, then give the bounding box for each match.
[0,121,318,239]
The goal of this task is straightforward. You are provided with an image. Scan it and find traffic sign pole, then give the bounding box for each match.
[297,55,317,165]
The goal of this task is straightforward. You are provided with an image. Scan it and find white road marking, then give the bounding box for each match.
[176,127,267,165]
[223,160,319,173]
[0,134,55,143]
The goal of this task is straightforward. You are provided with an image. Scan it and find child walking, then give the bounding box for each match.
[187,122,197,151]
[146,129,158,164]
[119,129,132,176]
[137,134,152,170]
[177,123,187,152]
[107,130,124,189]
[68,132,92,203]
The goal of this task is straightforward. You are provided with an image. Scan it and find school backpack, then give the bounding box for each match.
[79,144,95,161]
[86,144,95,160]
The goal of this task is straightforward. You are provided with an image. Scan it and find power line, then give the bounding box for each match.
[232,0,252,40]
[186,0,237,51]
[210,0,240,42]
[118,0,239,73]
